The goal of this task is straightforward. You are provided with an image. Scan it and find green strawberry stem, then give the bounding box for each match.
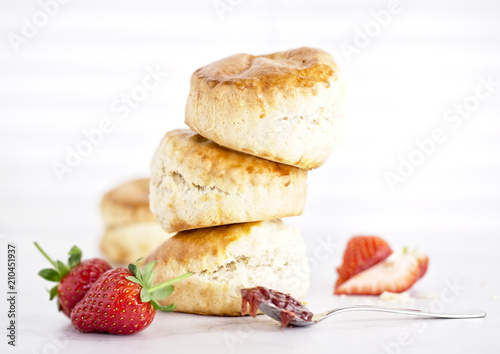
[35,242,82,309]
[34,242,58,269]
[35,242,82,285]
[148,272,192,293]
[126,259,192,312]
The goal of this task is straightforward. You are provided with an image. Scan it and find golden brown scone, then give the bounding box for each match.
[149,129,308,233]
[185,47,346,169]
[100,178,174,265]
[144,219,310,316]
[101,178,155,225]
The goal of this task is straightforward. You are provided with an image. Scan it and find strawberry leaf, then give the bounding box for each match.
[140,287,151,303]
[149,299,161,311]
[142,261,156,288]
[160,303,176,312]
[49,285,59,300]
[39,268,61,282]
[126,276,141,285]
[132,258,144,282]
[142,261,155,274]
[150,284,174,300]
[67,246,81,268]
[149,299,176,312]
[56,261,69,278]
[128,263,137,275]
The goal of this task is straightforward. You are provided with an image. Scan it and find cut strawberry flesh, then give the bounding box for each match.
[336,236,393,287]
[335,252,428,295]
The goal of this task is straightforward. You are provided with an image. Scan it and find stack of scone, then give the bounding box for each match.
[145,47,346,316]
[100,178,175,265]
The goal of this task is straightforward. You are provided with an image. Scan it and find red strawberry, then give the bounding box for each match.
[334,250,429,295]
[70,260,191,335]
[335,236,393,288]
[35,243,112,317]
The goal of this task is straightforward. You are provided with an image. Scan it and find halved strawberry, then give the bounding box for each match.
[335,236,393,288]
[334,251,429,295]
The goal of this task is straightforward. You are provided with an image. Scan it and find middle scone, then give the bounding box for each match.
[150,129,308,233]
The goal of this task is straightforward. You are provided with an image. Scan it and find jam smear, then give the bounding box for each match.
[241,286,313,327]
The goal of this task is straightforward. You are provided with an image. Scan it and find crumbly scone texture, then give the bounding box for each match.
[150,129,308,233]
[144,219,310,316]
[185,47,346,169]
[101,178,156,225]
[100,222,175,265]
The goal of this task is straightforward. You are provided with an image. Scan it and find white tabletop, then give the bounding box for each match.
[1,0,499,353]
[2,228,500,354]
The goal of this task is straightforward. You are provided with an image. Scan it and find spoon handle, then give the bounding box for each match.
[316,305,486,322]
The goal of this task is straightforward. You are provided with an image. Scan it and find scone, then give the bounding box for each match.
[149,129,308,233]
[100,178,174,264]
[143,219,310,316]
[185,47,346,169]
[101,178,156,225]
[100,222,173,266]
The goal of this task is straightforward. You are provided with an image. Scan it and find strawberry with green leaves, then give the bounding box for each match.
[35,243,112,317]
[70,259,191,335]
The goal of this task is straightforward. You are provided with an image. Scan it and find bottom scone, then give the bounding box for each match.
[101,222,174,265]
[143,219,310,316]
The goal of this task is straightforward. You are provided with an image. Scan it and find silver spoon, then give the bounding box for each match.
[258,301,487,327]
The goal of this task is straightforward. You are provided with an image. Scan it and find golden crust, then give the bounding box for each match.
[100,178,156,225]
[167,129,300,186]
[195,47,338,93]
[144,222,257,271]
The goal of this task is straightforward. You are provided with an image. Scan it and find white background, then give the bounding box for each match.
[1,0,499,353]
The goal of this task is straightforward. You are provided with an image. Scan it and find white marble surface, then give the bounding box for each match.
[2,231,500,354]
[1,0,500,353]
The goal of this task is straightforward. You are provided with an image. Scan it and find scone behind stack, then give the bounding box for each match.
[144,219,309,316]
[100,178,175,265]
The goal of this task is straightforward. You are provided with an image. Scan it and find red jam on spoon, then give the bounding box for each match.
[241,286,313,327]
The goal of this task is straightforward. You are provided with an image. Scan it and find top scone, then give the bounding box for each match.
[185,47,346,169]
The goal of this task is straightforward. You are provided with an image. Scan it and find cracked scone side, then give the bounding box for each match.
[144,219,310,316]
[150,129,308,233]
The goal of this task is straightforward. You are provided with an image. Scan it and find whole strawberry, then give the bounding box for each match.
[35,243,112,317]
[70,260,191,335]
